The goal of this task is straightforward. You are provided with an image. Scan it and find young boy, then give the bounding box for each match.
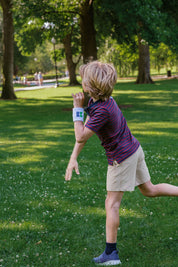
[65,61,178,266]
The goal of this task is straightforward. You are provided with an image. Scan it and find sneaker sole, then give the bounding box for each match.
[97,259,121,266]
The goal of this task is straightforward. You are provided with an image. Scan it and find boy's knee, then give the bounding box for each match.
[142,190,156,197]
[105,193,122,210]
[139,182,157,197]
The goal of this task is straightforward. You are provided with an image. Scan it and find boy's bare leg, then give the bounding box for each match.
[93,191,122,264]
[105,191,124,243]
[139,181,178,197]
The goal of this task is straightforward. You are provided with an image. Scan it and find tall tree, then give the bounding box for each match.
[0,7,3,83]
[14,0,80,85]
[136,36,153,84]
[62,30,81,85]
[95,0,174,84]
[0,0,16,99]
[80,0,97,63]
[14,0,98,85]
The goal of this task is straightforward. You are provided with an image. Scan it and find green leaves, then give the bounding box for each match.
[15,21,44,56]
[13,0,80,55]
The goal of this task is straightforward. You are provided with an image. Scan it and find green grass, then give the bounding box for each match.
[0,79,178,267]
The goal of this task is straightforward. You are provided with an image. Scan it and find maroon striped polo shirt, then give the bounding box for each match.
[85,97,140,165]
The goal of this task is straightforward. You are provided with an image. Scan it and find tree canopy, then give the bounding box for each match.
[0,0,178,99]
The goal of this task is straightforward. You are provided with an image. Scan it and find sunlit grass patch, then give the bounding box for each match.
[0,221,44,231]
[15,84,82,100]
[130,122,178,138]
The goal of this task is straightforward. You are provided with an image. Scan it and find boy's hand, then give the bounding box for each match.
[72,92,85,108]
[65,158,80,181]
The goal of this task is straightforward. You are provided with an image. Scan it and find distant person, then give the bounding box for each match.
[65,70,69,77]
[38,72,43,86]
[23,75,27,85]
[34,72,38,85]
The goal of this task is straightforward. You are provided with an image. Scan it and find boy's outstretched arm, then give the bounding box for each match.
[65,141,86,181]
[65,92,94,181]
[65,117,94,181]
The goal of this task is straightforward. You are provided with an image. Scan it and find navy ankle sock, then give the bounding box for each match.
[105,242,117,255]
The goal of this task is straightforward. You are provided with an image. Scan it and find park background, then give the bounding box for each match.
[0,0,178,266]
[0,0,178,97]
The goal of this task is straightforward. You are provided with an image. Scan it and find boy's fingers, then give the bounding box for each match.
[65,168,72,181]
[75,165,80,175]
[72,92,83,98]
[79,92,84,99]
[65,161,79,181]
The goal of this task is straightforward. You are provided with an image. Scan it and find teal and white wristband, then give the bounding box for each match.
[73,107,84,122]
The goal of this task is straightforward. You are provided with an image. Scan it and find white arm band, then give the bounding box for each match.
[73,107,84,122]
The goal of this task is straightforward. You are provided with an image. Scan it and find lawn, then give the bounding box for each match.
[0,79,178,267]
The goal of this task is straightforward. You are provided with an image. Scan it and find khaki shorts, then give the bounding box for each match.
[107,146,151,191]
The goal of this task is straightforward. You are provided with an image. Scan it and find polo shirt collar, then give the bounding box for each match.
[84,98,101,115]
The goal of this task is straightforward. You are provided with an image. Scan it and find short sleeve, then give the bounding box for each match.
[85,108,109,133]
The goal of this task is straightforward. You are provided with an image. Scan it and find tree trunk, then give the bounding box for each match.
[0,0,16,99]
[136,36,154,84]
[80,0,97,63]
[0,15,2,85]
[63,33,80,86]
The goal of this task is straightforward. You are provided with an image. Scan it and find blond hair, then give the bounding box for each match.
[79,61,117,101]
